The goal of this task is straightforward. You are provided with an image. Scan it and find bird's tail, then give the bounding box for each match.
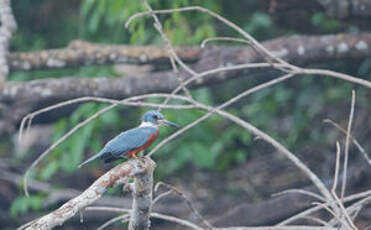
[78,150,104,168]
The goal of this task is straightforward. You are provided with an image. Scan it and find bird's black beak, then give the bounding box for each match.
[161,119,180,128]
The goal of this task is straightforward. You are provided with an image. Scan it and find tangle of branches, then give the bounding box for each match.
[16,1,371,230]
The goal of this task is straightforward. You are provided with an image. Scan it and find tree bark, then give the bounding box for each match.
[1,33,371,136]
[24,158,150,230]
[129,157,156,230]
[8,40,201,72]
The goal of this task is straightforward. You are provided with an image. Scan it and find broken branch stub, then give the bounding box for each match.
[129,157,156,230]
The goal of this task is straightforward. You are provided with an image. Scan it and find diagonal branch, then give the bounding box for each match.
[323,119,371,164]
[154,182,213,229]
[140,0,193,108]
[21,158,152,230]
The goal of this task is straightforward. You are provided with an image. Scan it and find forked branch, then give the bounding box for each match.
[21,158,152,230]
[129,157,156,230]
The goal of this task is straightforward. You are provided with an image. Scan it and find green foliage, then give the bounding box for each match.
[244,12,273,38]
[38,103,123,180]
[39,160,59,181]
[10,195,43,217]
[311,12,342,32]
[80,0,220,45]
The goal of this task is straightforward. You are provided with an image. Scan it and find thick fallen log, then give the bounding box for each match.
[1,33,371,136]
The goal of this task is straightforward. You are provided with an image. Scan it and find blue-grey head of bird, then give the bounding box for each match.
[141,110,179,128]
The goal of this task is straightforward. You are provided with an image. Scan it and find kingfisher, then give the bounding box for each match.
[78,110,179,168]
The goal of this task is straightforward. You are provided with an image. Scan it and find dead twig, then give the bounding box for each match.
[154,182,213,229]
[18,95,195,143]
[201,37,251,47]
[152,190,173,205]
[126,6,297,70]
[332,141,341,193]
[272,189,325,202]
[141,0,193,107]
[323,119,370,164]
[86,206,203,230]
[330,191,358,229]
[278,190,371,225]
[341,90,356,200]
[97,214,130,230]
[87,206,338,230]
[312,202,350,228]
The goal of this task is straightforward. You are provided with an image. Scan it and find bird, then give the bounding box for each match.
[78,110,179,168]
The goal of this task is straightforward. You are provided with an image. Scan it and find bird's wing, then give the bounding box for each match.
[78,127,157,167]
[103,126,157,157]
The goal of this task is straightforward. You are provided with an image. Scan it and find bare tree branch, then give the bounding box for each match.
[329,191,358,229]
[128,7,368,223]
[323,119,371,164]
[22,158,151,230]
[154,182,213,229]
[217,227,336,230]
[8,40,201,72]
[126,6,298,70]
[128,157,155,230]
[87,206,204,230]
[2,32,371,137]
[87,206,338,230]
[97,214,130,230]
[335,193,371,224]
[141,0,193,108]
[278,190,371,226]
[332,142,341,193]
[143,72,339,213]
[272,189,325,202]
[341,90,356,200]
